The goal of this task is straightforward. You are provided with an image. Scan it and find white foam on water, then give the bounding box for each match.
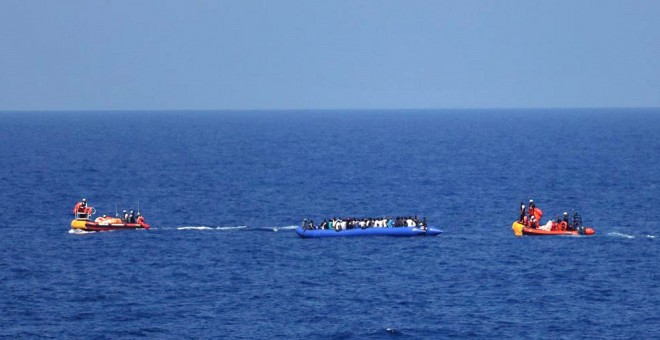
[177,226,215,231]
[607,232,635,239]
[68,229,95,235]
[216,226,248,231]
[270,225,298,232]
[279,225,298,230]
[646,235,656,239]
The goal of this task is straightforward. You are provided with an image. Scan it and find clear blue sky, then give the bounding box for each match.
[1,0,659,110]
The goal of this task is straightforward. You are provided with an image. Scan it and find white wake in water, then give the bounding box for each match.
[177,226,215,231]
[607,232,635,239]
[271,225,298,232]
[68,229,95,235]
[216,226,248,231]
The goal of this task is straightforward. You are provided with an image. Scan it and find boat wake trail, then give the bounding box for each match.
[268,225,298,232]
[608,232,635,239]
[607,231,657,239]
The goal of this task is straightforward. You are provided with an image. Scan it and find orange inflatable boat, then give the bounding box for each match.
[512,221,595,236]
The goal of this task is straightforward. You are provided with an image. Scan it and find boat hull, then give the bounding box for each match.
[512,221,594,236]
[296,226,442,238]
[71,219,150,232]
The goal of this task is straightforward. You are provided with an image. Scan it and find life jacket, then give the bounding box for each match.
[559,221,568,231]
[533,207,543,222]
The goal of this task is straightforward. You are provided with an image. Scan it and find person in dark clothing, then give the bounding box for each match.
[518,202,526,223]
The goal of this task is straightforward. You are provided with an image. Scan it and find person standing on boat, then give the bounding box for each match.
[136,213,145,225]
[73,198,93,217]
[560,212,570,231]
[527,200,542,228]
[73,198,88,214]
[122,210,129,222]
[518,202,526,223]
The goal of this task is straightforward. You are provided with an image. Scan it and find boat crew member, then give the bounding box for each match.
[73,198,87,214]
[518,202,526,223]
[128,210,136,223]
[527,200,543,228]
[74,198,93,217]
[560,212,570,231]
[136,213,145,225]
[122,210,129,222]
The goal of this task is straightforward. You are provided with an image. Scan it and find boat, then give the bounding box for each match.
[296,226,443,238]
[512,221,595,236]
[70,201,150,232]
[71,216,150,232]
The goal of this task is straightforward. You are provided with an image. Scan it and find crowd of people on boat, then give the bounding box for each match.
[518,199,583,231]
[302,216,427,231]
[73,198,146,225]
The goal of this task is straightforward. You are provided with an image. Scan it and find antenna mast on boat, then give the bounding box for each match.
[115,203,118,217]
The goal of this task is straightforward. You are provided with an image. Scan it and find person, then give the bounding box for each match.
[518,202,526,223]
[136,213,145,225]
[527,199,543,228]
[73,198,86,214]
[559,212,570,231]
[573,212,583,233]
[529,215,538,229]
[551,216,561,231]
[127,210,135,223]
[122,210,129,222]
[73,198,93,217]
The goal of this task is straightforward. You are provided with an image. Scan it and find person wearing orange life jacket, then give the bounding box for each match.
[559,212,570,231]
[73,198,87,214]
[136,213,145,225]
[527,199,543,228]
[74,198,93,217]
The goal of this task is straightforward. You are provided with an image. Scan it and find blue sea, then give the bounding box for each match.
[0,109,658,338]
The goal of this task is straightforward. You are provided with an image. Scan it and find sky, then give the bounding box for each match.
[1,0,659,110]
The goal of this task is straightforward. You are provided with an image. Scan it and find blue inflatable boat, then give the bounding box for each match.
[296,226,443,238]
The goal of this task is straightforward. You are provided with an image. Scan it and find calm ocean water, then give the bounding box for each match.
[0,109,658,338]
